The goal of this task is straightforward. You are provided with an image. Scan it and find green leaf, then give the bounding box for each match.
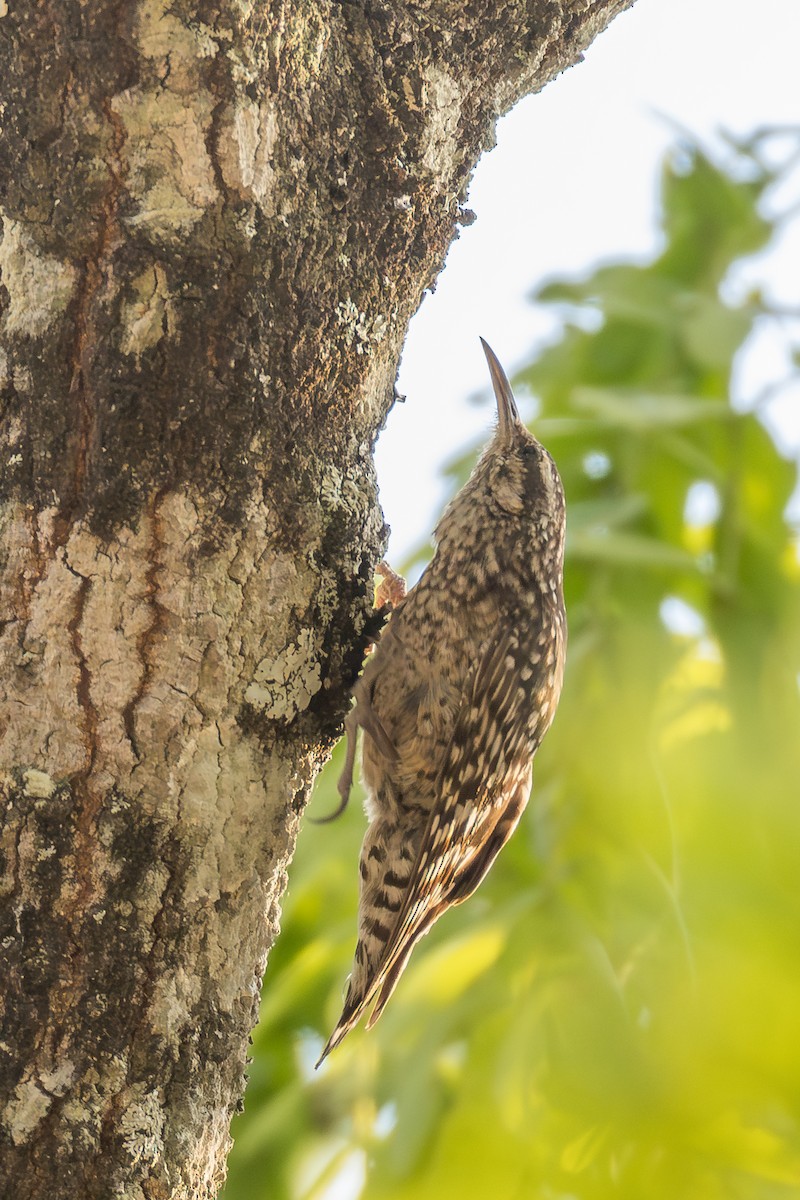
[567,529,699,570]
[572,387,731,429]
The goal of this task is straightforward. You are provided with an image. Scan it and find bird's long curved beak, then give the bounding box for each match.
[480,337,522,441]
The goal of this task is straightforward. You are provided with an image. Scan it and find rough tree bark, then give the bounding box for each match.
[0,1,632,1195]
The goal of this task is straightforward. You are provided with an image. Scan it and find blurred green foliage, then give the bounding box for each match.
[223,131,800,1200]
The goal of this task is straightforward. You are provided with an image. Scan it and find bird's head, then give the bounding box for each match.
[477,338,565,550]
[433,340,565,584]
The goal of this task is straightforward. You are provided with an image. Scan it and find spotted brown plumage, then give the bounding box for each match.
[318,340,566,1065]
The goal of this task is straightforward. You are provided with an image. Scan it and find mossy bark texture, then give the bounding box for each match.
[0,1,631,1195]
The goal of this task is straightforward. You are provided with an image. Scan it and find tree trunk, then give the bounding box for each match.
[0,1,632,1195]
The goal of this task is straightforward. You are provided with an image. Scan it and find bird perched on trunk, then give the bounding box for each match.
[318,339,566,1065]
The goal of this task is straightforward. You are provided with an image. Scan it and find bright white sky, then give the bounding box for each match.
[376,0,800,561]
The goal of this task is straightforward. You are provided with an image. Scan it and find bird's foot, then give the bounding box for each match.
[375,561,407,610]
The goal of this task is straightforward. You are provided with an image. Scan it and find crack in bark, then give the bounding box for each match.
[122,490,169,763]
[206,44,236,208]
[64,564,99,786]
[61,95,129,534]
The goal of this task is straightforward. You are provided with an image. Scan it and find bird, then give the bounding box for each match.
[317,339,567,1065]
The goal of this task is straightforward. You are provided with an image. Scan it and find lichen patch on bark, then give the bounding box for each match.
[111,88,219,239]
[0,486,343,803]
[20,768,56,799]
[6,1080,53,1146]
[135,0,224,63]
[0,218,78,337]
[118,1087,165,1174]
[246,627,324,718]
[420,65,464,176]
[218,100,280,207]
[119,263,177,359]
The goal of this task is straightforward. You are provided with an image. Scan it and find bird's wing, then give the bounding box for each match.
[363,623,536,1027]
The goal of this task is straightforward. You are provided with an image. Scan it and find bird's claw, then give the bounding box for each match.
[375,561,407,610]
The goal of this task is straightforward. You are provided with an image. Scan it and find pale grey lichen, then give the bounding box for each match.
[112,2,224,241]
[246,629,323,718]
[336,299,390,356]
[6,1079,53,1145]
[218,100,279,208]
[135,0,219,61]
[119,1088,165,1170]
[111,89,219,239]
[22,769,57,800]
[120,264,177,360]
[38,1061,75,1097]
[420,65,463,176]
[0,218,78,337]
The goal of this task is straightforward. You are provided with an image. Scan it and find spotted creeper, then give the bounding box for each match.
[319,341,566,1063]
